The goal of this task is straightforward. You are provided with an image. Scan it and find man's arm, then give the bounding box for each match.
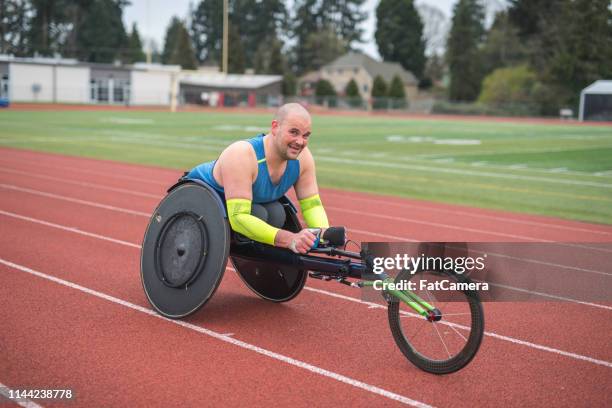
[294,147,329,229]
[220,142,315,252]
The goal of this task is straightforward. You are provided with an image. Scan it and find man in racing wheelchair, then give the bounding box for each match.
[186,102,338,253]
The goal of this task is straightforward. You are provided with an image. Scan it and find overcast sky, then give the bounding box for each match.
[123,0,498,60]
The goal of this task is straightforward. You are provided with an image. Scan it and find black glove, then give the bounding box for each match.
[322,226,346,247]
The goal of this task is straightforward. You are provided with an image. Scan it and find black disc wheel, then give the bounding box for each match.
[141,181,230,319]
[387,269,484,374]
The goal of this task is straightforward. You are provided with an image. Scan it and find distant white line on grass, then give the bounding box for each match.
[0,383,44,408]
[548,168,569,173]
[0,259,432,408]
[0,168,161,198]
[508,164,528,169]
[316,156,612,189]
[3,209,611,366]
[0,184,150,217]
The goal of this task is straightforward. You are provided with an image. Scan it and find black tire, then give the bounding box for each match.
[387,269,484,374]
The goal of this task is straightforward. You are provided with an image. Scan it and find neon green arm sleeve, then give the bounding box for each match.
[299,194,329,228]
[226,198,279,246]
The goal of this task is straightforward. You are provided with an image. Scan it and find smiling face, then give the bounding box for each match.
[270,105,312,160]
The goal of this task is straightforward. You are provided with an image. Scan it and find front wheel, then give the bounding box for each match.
[387,269,484,374]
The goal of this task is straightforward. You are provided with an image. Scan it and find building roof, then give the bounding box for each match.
[324,52,418,85]
[179,73,282,89]
[582,80,612,95]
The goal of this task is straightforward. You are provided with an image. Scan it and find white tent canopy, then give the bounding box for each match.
[579,80,612,121]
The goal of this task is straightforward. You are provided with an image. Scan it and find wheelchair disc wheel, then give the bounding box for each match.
[387,269,484,374]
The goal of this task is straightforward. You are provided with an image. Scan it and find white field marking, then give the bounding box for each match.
[0,259,432,408]
[470,161,488,166]
[316,156,612,189]
[3,208,612,366]
[508,164,528,169]
[0,184,151,217]
[370,152,387,158]
[321,191,612,237]
[101,117,155,125]
[433,158,454,163]
[213,125,268,133]
[548,167,568,173]
[0,167,162,199]
[0,210,141,249]
[303,287,612,369]
[0,383,44,408]
[0,157,179,186]
[433,139,481,145]
[594,171,612,176]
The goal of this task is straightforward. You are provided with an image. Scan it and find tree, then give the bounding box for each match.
[387,75,405,98]
[1,0,31,56]
[126,23,145,64]
[481,11,525,76]
[162,17,182,64]
[478,65,537,105]
[344,78,362,107]
[190,0,223,64]
[75,0,129,63]
[315,79,336,97]
[300,26,348,73]
[446,0,486,101]
[28,0,73,56]
[254,36,285,75]
[375,0,426,78]
[371,75,388,109]
[227,23,244,73]
[292,0,365,74]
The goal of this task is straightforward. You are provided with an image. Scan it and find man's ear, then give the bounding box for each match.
[271,120,279,135]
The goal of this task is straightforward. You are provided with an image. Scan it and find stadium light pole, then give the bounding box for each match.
[222,0,228,73]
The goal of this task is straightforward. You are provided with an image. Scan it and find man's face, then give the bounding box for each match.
[272,114,312,160]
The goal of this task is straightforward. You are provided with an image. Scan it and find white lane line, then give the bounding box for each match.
[0,210,141,249]
[302,287,612,369]
[0,383,44,408]
[2,155,611,237]
[0,184,151,217]
[2,209,611,366]
[321,191,612,237]
[0,259,432,408]
[0,167,162,199]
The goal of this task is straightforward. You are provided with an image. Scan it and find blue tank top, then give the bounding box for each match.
[187,134,300,203]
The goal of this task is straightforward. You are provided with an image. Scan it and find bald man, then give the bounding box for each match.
[187,103,329,254]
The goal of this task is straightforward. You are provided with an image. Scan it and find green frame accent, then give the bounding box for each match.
[361,278,436,317]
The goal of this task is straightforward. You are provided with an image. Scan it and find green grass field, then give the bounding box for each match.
[1,109,611,224]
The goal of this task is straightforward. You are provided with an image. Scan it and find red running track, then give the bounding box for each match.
[1,147,611,407]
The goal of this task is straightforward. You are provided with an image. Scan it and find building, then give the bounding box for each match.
[299,52,418,101]
[579,80,612,121]
[0,55,282,108]
[179,72,282,107]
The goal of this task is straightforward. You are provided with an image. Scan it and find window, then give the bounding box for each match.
[338,68,343,74]
[90,79,109,103]
[113,79,130,103]
[363,84,368,92]
[353,68,358,74]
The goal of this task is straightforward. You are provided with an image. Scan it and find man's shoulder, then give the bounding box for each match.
[218,140,257,169]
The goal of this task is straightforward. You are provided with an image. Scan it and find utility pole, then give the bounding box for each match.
[222,0,228,73]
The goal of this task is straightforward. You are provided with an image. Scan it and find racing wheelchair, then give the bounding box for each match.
[140,179,484,374]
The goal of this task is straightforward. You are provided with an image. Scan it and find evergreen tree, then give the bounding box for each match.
[169,21,198,69]
[315,79,336,97]
[28,0,73,56]
[301,26,348,73]
[227,23,244,73]
[1,0,31,56]
[375,0,426,78]
[387,75,405,98]
[190,0,223,64]
[447,0,485,101]
[283,72,297,96]
[344,78,362,107]
[126,22,145,63]
[162,17,182,64]
[254,36,285,75]
[292,0,365,74]
[481,11,525,76]
[371,75,388,109]
[75,0,128,63]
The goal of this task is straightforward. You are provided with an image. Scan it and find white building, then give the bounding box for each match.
[579,80,612,122]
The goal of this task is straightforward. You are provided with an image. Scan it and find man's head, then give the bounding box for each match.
[270,103,312,160]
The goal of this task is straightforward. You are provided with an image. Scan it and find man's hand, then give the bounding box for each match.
[287,229,317,254]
